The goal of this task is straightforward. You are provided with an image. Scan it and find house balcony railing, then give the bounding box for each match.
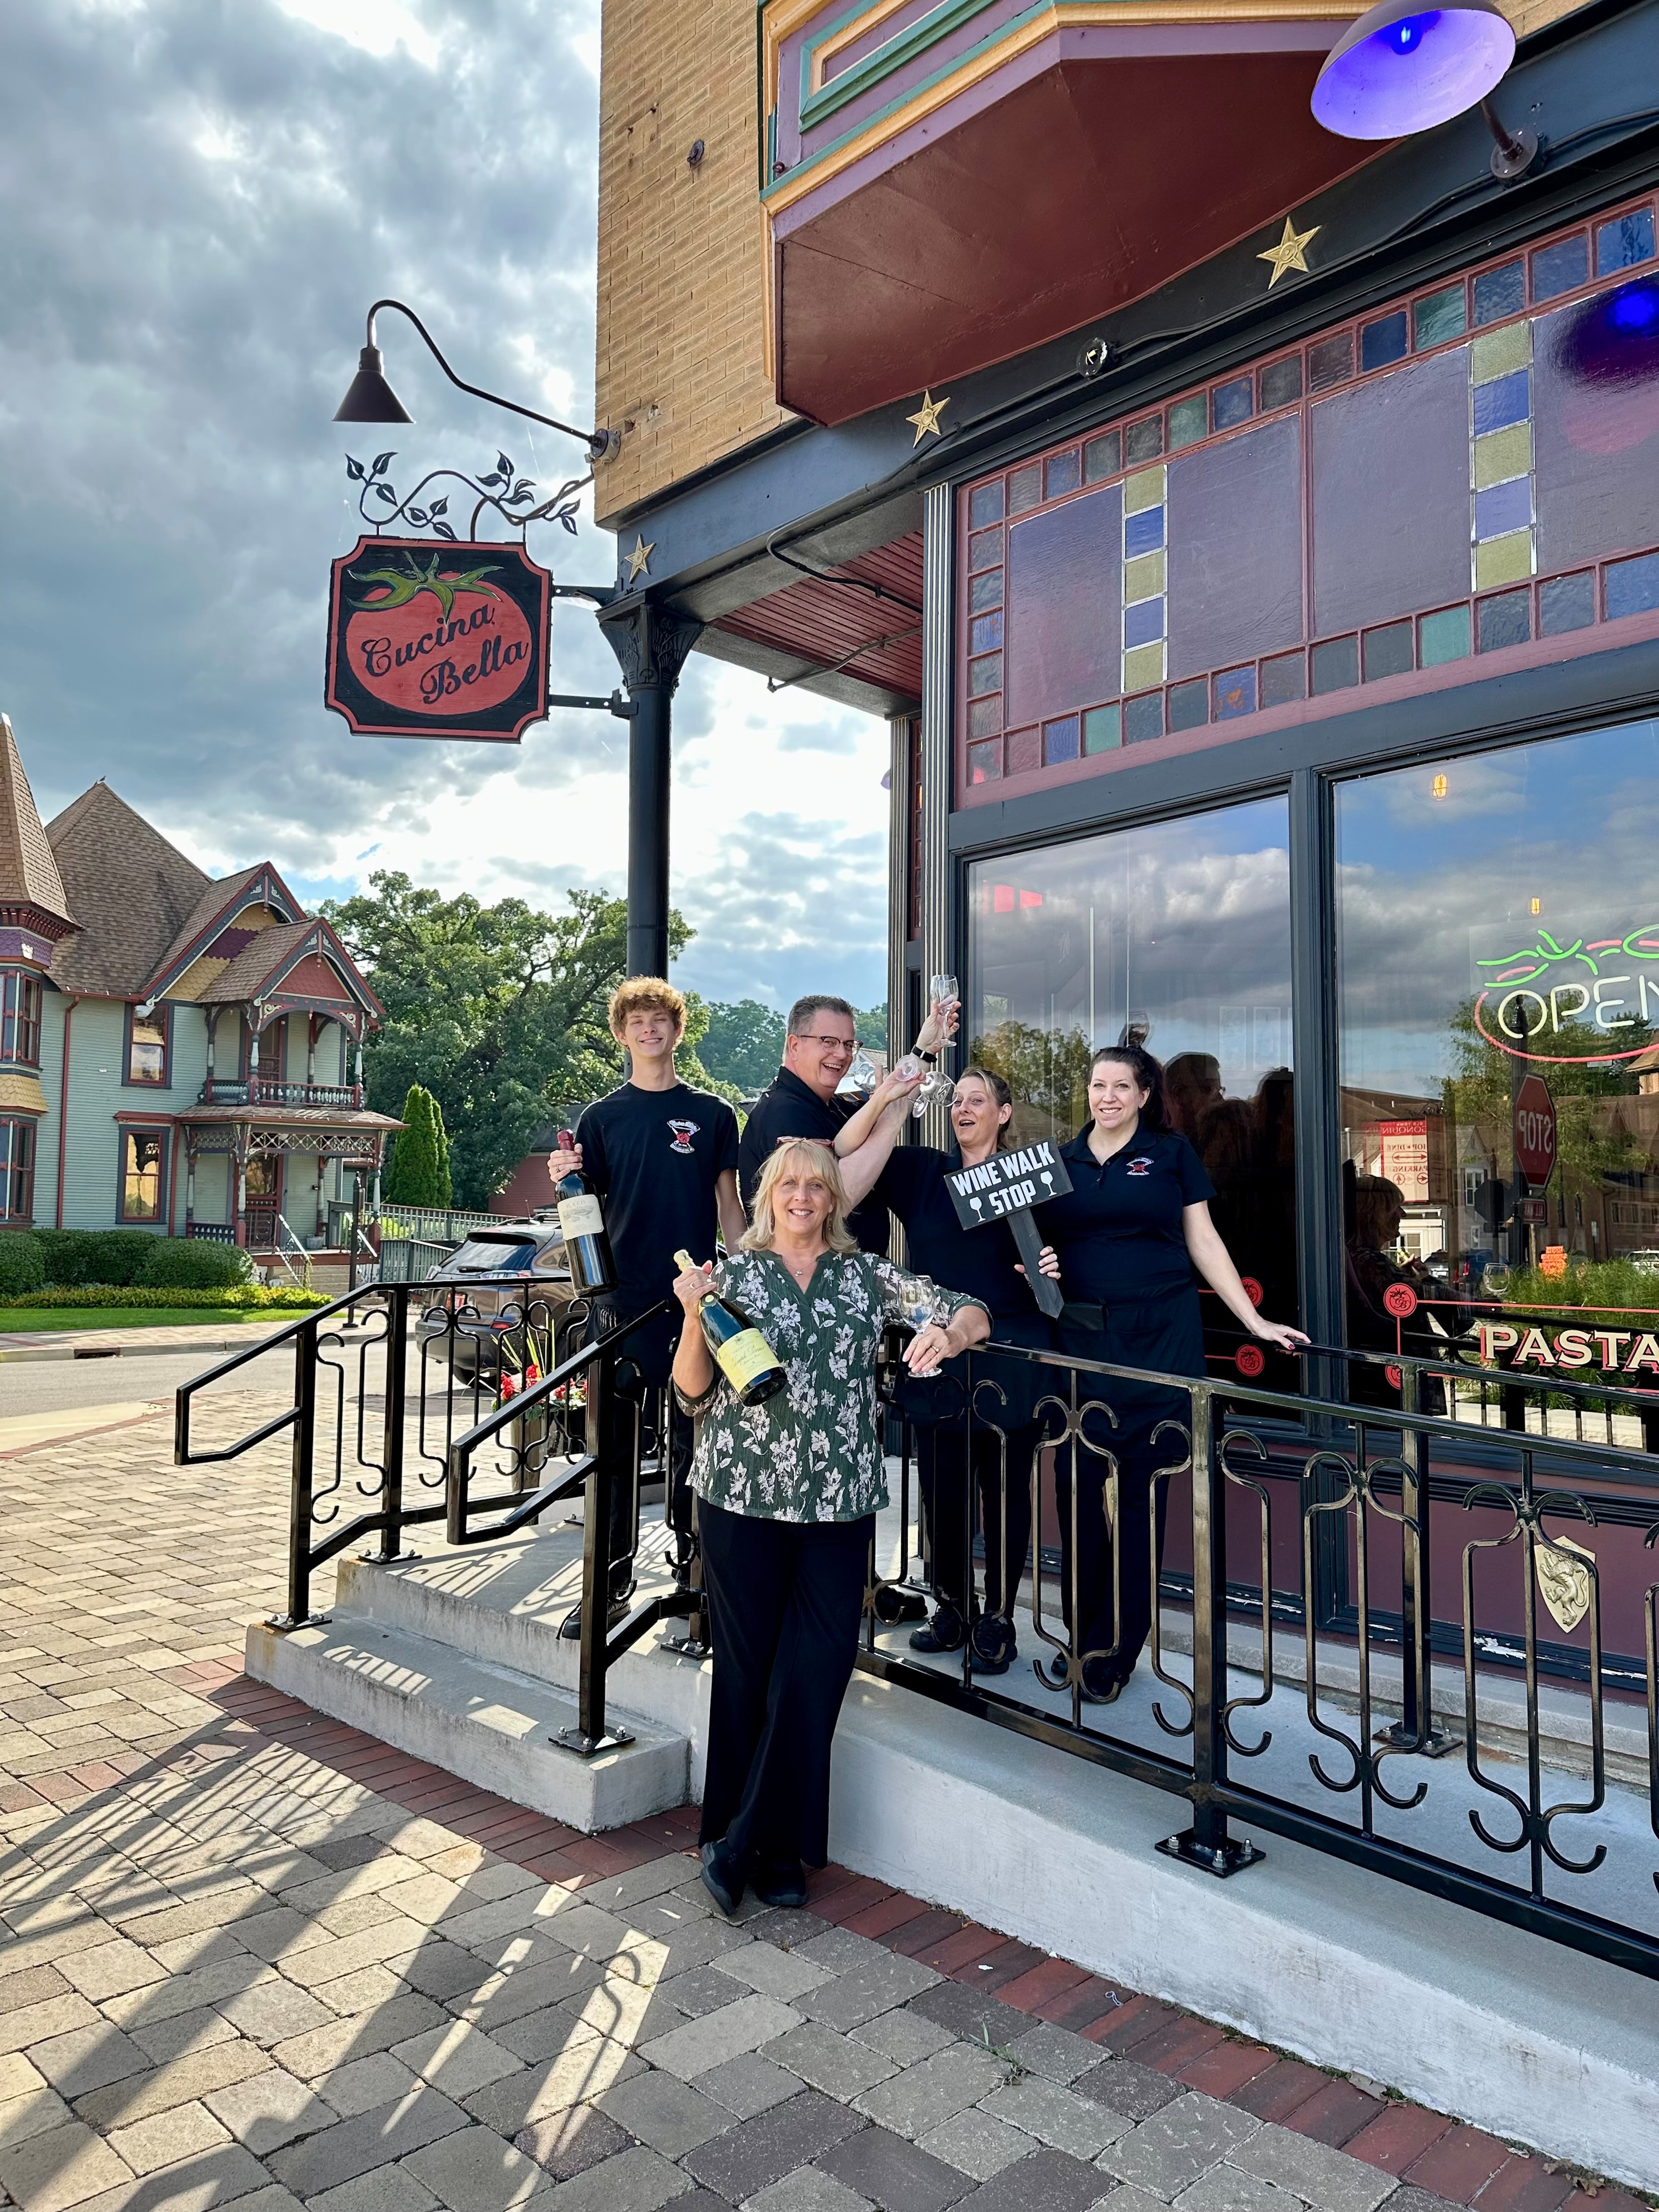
[196,1077,364,1109]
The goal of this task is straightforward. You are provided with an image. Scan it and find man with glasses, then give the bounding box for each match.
[738,995,901,1251]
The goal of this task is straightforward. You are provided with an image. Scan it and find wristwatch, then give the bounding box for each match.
[917,1050,938,1064]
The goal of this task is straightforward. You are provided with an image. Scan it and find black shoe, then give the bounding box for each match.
[1038,1651,1072,1689]
[700,1839,745,1918]
[970,1622,1015,1676]
[752,1856,807,1910]
[909,1609,965,1654]
[1080,1660,1126,1705]
[558,1595,632,1641]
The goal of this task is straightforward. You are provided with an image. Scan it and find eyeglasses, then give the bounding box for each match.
[797,1033,856,1053]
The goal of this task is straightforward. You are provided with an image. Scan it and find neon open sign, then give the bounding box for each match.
[1474,925,1659,1063]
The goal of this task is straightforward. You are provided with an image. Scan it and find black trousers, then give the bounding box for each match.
[1053,1287,1203,1684]
[914,1421,1037,1627]
[588,1303,694,1598]
[698,1499,873,1870]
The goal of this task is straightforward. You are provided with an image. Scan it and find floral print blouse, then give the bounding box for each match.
[674,1249,987,1523]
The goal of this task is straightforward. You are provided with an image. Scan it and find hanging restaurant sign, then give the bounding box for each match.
[325,537,551,744]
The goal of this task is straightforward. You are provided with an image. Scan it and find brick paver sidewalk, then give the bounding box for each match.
[0,1394,1643,2212]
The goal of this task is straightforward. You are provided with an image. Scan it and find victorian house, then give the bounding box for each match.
[0,715,397,1253]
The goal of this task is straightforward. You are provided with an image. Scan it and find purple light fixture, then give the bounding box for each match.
[1312,0,1538,177]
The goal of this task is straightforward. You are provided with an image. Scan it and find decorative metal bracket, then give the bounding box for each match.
[597,599,704,694]
[345,449,587,541]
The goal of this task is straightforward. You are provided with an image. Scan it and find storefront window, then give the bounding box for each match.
[1335,719,1659,1380]
[967,798,1297,1337]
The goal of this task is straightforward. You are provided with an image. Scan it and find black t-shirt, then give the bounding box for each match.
[875,1145,1032,1319]
[738,1065,889,1255]
[1036,1123,1215,1305]
[574,1082,740,1311]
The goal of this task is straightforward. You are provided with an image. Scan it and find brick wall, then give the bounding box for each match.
[593,0,791,529]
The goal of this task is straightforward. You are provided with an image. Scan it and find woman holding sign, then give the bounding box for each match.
[834,1065,1053,1674]
[1035,1044,1307,1704]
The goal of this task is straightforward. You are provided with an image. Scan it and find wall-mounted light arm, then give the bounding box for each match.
[335,300,621,464]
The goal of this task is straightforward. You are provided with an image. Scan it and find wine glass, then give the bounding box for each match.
[929,973,959,1010]
[844,1047,883,1094]
[910,1067,957,1119]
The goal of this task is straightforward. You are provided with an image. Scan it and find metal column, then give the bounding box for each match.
[917,482,953,1144]
[598,598,704,981]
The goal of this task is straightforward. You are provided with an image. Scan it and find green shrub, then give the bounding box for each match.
[35,1228,163,1287]
[138,1239,256,1290]
[1505,1257,1659,1311]
[0,1284,325,1311]
[0,1233,44,1298]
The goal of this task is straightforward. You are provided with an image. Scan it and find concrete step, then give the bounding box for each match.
[245,1611,688,1833]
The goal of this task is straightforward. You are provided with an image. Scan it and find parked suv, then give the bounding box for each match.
[413,1217,576,1388]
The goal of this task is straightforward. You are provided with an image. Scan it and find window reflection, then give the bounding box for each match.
[966,800,1298,1361]
[1336,720,1659,1388]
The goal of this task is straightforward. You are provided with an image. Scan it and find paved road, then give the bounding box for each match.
[0,1349,265,1419]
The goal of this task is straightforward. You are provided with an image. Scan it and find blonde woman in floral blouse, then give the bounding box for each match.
[672,1137,989,1916]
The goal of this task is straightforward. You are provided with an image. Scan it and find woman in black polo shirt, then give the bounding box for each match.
[835,1066,1050,1673]
[1035,1043,1306,1703]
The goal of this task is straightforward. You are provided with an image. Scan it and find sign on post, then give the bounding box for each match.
[944,1141,1073,1318]
[1513,1073,1557,1189]
[325,537,551,743]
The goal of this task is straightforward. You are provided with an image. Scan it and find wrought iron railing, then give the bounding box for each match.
[860,1331,1659,1980]
[180,1297,1659,1980]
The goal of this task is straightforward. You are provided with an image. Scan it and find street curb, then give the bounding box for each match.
[0,1334,277,1364]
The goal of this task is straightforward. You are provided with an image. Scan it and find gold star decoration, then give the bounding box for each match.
[624,534,654,584]
[905,390,949,446]
[1258,216,1320,289]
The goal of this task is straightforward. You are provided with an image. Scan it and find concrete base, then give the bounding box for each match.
[247,1521,1659,2190]
[245,1610,688,1834]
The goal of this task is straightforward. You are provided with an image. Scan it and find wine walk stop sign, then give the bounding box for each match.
[325,537,551,743]
[944,1141,1073,1320]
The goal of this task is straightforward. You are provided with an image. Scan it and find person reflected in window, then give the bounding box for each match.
[1345,1171,1459,1409]
[1163,1052,1222,1140]
[1034,1045,1306,1704]
[833,1063,1052,1675]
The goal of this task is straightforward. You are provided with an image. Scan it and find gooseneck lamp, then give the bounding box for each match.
[1311,0,1538,178]
[334,300,620,463]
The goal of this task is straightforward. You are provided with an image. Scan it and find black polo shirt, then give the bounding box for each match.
[574,1081,740,1311]
[1036,1122,1214,1306]
[738,1064,889,1255]
[876,1145,1030,1319]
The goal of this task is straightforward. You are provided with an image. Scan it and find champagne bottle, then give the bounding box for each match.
[554,1129,617,1294]
[674,1249,787,1406]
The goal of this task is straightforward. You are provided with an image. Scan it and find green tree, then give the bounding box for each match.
[855,1003,888,1049]
[698,999,787,1093]
[971,1018,1094,1138]
[385,1085,445,1205]
[323,873,708,1207]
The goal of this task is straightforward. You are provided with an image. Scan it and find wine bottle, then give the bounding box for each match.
[674,1249,787,1406]
[554,1129,617,1294]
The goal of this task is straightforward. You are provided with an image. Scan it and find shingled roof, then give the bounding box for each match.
[200,921,328,1004]
[45,783,211,998]
[0,717,75,931]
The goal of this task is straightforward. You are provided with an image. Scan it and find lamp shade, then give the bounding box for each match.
[333,344,413,424]
[1312,0,1515,139]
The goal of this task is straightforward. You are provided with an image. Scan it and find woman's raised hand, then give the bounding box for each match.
[672,1258,716,1315]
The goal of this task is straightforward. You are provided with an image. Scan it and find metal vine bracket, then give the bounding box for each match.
[345,448,588,540]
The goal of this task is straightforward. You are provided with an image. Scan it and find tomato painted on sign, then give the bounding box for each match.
[325,537,551,743]
[1513,1072,1557,1187]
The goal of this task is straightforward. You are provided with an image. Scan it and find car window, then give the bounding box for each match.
[446,1237,540,1273]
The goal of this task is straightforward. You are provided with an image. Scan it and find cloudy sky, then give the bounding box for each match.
[0,0,890,1012]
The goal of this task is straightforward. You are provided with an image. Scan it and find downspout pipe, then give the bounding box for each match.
[55,995,79,1229]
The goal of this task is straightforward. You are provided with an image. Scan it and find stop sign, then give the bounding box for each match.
[1514,1074,1556,1187]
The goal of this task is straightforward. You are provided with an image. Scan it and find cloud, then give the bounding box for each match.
[0,0,896,1017]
